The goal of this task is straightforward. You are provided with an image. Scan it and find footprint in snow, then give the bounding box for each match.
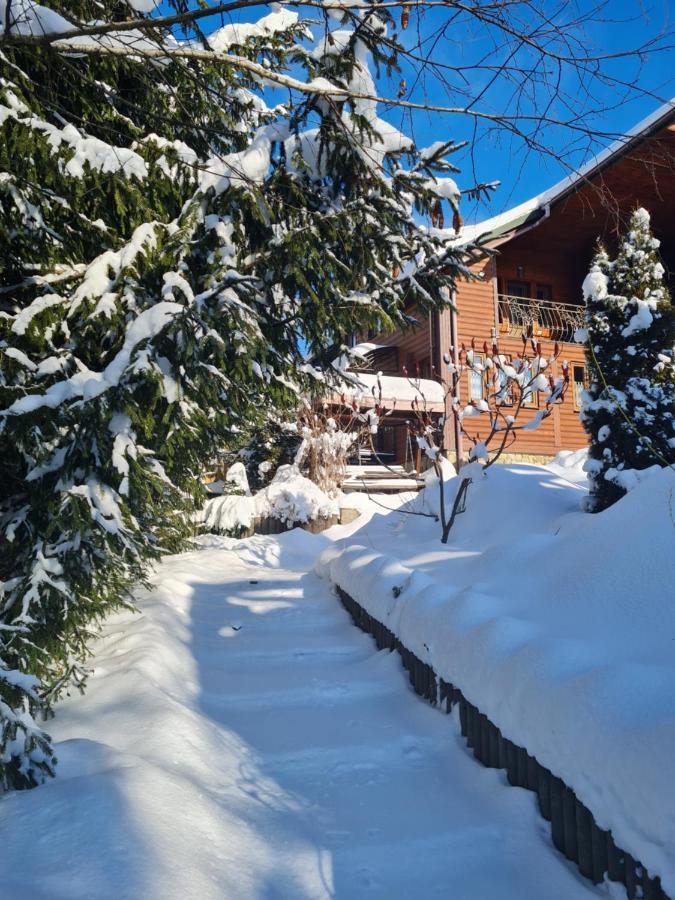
[401,737,422,760]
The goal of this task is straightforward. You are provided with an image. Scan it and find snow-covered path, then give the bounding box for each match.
[0,532,605,899]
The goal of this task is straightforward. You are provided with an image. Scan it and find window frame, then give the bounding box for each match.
[573,364,587,412]
[506,280,531,299]
[468,352,485,402]
[494,354,515,407]
[518,358,540,409]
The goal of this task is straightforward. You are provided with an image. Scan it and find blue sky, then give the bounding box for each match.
[385,0,675,221]
[174,0,674,223]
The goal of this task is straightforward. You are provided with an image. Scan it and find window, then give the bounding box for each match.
[418,356,431,379]
[519,359,539,408]
[573,365,587,411]
[523,391,539,409]
[495,356,514,406]
[468,352,484,401]
[535,284,552,301]
[376,424,396,460]
[506,280,530,298]
[522,388,540,409]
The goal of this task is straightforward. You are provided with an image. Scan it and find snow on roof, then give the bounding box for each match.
[349,342,392,357]
[444,98,675,246]
[343,372,446,406]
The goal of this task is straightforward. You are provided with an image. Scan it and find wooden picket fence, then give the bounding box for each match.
[336,585,669,900]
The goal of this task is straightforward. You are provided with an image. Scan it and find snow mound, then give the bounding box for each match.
[254,465,338,525]
[199,494,255,535]
[317,463,675,894]
[546,448,589,485]
[200,465,339,534]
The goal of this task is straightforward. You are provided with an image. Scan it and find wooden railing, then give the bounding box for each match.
[497,294,585,344]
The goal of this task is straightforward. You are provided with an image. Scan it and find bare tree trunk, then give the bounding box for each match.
[441,476,472,544]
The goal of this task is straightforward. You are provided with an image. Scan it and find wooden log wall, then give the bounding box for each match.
[335,585,669,900]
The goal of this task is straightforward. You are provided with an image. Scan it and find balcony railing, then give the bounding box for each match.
[497,294,585,344]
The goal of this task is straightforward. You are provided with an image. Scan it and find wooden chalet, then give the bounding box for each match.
[351,99,675,467]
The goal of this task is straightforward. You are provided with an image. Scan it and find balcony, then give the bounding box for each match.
[497,294,585,344]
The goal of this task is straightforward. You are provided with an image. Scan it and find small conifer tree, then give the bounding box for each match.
[580,209,675,511]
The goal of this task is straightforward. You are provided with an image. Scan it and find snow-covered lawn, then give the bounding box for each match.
[0,507,605,899]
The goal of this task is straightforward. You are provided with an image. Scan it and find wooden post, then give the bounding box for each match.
[537,766,552,821]
[576,800,594,880]
[607,833,625,883]
[562,785,579,862]
[550,777,565,854]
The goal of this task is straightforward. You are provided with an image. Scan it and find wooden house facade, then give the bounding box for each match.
[355,100,675,467]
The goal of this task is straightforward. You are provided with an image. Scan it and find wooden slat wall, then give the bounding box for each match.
[454,258,497,348]
[370,257,590,459]
[453,258,588,457]
[372,318,432,372]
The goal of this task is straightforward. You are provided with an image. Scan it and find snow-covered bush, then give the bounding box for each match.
[254,464,339,525]
[224,463,250,496]
[578,209,675,512]
[199,463,338,535]
[199,494,256,538]
[198,461,254,537]
[214,413,301,493]
[292,401,365,496]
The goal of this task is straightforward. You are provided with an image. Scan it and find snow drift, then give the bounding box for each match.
[316,461,675,895]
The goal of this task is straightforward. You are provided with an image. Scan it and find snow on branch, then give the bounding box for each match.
[291,381,396,496]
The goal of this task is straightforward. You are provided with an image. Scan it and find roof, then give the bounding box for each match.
[443,97,675,247]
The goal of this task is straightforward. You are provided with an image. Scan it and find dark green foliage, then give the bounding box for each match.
[581,209,675,512]
[0,1,488,787]
[216,413,300,492]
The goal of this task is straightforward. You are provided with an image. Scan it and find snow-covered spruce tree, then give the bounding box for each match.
[0,3,488,786]
[580,209,675,512]
[214,410,300,492]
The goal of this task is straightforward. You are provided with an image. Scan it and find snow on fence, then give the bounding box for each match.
[254,513,341,535]
[200,465,359,537]
[335,584,669,900]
